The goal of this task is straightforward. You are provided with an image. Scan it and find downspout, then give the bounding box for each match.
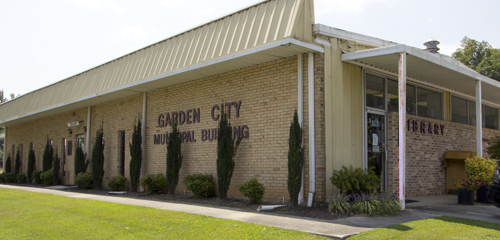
[476,80,483,157]
[307,52,315,207]
[140,92,147,192]
[3,127,6,170]
[298,54,304,205]
[85,106,91,166]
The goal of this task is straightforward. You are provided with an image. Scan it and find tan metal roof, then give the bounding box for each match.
[0,0,316,126]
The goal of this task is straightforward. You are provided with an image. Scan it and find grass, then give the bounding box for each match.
[0,188,327,239]
[349,216,500,239]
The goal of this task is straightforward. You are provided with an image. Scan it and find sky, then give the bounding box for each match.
[1,0,499,97]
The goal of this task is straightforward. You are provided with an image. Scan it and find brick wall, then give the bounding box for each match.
[387,111,500,197]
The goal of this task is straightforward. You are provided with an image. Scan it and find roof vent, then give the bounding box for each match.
[424,38,440,53]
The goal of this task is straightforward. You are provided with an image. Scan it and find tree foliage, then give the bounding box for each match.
[452,36,500,81]
[92,128,105,189]
[74,145,87,178]
[14,149,21,176]
[4,155,11,173]
[42,138,53,172]
[485,135,500,161]
[129,119,142,191]
[27,145,36,183]
[53,153,60,185]
[216,102,243,199]
[166,121,183,194]
[287,110,304,206]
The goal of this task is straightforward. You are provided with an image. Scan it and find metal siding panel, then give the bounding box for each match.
[244,4,261,49]
[182,29,199,67]
[201,21,218,62]
[189,26,206,65]
[163,37,178,73]
[178,30,196,69]
[251,2,268,48]
[259,0,277,45]
[232,9,249,53]
[166,35,183,71]
[173,33,190,70]
[213,17,231,59]
[152,42,167,76]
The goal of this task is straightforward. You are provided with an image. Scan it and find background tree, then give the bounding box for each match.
[4,155,11,173]
[14,149,21,177]
[74,145,87,178]
[166,121,183,194]
[53,152,60,185]
[216,102,243,199]
[129,119,142,191]
[287,110,304,206]
[42,138,53,172]
[27,145,36,183]
[452,36,500,81]
[92,128,105,189]
[0,90,8,103]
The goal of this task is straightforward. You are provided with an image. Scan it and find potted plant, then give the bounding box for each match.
[465,156,496,203]
[454,178,481,205]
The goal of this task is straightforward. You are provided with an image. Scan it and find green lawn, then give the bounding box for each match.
[0,188,326,239]
[349,216,500,239]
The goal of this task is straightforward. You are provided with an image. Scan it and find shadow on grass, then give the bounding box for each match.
[435,216,500,231]
[382,224,413,231]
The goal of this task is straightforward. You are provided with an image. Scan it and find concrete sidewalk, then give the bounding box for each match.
[0,184,442,239]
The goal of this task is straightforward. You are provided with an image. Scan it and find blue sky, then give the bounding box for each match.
[1,0,499,96]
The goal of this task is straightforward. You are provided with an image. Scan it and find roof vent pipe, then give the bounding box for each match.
[424,38,440,53]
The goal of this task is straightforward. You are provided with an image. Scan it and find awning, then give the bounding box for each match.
[341,44,500,105]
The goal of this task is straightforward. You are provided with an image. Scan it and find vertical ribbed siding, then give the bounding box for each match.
[0,0,312,122]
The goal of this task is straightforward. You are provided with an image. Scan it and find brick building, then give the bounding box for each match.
[1,0,499,206]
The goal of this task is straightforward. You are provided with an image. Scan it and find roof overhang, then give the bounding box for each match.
[0,38,323,127]
[342,44,500,105]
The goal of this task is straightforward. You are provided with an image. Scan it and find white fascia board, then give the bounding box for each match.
[313,24,398,47]
[341,45,407,61]
[0,38,322,126]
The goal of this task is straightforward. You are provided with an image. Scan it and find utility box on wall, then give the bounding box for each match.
[444,150,477,194]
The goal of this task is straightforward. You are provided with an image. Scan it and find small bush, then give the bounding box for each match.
[465,156,496,185]
[40,169,53,185]
[184,174,215,198]
[238,178,265,203]
[329,194,351,216]
[17,173,27,184]
[0,173,5,183]
[33,171,43,184]
[140,174,167,193]
[108,175,128,191]
[330,166,381,195]
[76,172,93,189]
[4,173,16,183]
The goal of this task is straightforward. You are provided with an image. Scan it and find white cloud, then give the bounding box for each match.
[315,0,389,18]
[439,43,461,56]
[117,25,150,41]
[64,0,126,13]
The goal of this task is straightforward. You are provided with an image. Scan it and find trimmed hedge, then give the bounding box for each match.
[4,173,16,183]
[17,173,27,184]
[108,175,127,191]
[140,174,167,193]
[184,174,215,198]
[76,172,93,189]
[33,171,43,184]
[238,178,265,203]
[40,169,53,185]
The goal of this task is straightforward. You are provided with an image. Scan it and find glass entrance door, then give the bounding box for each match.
[367,112,387,191]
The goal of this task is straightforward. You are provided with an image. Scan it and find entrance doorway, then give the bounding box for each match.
[118,131,125,176]
[366,112,387,191]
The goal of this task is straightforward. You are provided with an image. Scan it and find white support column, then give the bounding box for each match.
[3,127,6,170]
[398,53,407,210]
[307,52,315,207]
[476,80,483,157]
[85,106,91,164]
[140,92,147,192]
[298,54,304,205]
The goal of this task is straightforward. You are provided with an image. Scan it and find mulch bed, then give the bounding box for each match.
[7,183,339,220]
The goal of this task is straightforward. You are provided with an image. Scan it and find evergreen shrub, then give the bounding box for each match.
[216,102,243,199]
[109,175,127,191]
[287,110,303,206]
[27,146,36,183]
[14,150,21,177]
[4,155,11,173]
[76,172,93,189]
[74,145,87,178]
[53,153,60,185]
[129,119,142,192]
[0,173,5,183]
[4,173,15,183]
[33,171,43,184]
[166,121,183,194]
[465,156,496,185]
[140,173,167,193]
[92,128,105,189]
[184,174,215,198]
[40,169,53,185]
[238,178,265,203]
[330,166,381,195]
[42,139,53,172]
[17,173,27,184]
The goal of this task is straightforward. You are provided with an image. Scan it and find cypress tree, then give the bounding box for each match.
[74,145,87,178]
[166,121,183,194]
[287,110,304,206]
[92,128,105,189]
[42,139,53,172]
[129,119,142,191]
[217,102,243,199]
[53,153,60,185]
[27,145,36,183]
[14,149,21,177]
[4,155,11,173]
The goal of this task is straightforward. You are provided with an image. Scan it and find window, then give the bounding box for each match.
[366,74,385,109]
[386,78,442,120]
[451,95,499,130]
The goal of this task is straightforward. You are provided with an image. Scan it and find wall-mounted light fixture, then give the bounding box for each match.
[68,129,72,135]
[83,126,87,132]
